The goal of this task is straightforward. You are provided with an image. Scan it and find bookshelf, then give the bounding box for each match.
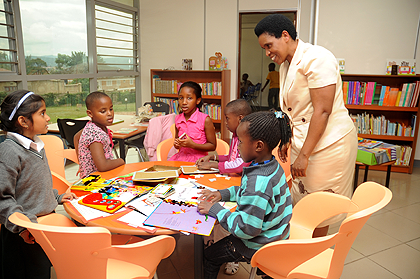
[342,74,420,174]
[150,69,231,142]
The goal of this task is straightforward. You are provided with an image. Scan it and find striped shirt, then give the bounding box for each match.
[208,157,292,258]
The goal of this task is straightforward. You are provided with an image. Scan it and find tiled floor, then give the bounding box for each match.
[58,150,420,279]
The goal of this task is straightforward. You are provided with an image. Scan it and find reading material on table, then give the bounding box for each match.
[71,174,115,191]
[125,193,163,217]
[77,172,153,214]
[113,127,137,134]
[115,210,157,233]
[144,202,216,236]
[181,165,219,175]
[132,165,180,182]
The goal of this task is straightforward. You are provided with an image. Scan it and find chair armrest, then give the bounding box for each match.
[51,171,72,194]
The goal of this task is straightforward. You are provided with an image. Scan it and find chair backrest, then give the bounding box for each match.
[57,119,89,149]
[216,139,229,155]
[272,145,292,187]
[9,212,176,279]
[144,102,170,115]
[38,134,66,178]
[250,182,392,279]
[156,138,174,161]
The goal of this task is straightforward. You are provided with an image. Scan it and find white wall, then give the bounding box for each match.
[139,0,420,159]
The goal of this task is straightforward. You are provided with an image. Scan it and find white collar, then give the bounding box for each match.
[8,132,45,152]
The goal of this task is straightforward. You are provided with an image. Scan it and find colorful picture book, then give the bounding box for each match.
[126,193,163,217]
[144,202,216,236]
[149,184,175,198]
[358,138,383,149]
[77,172,153,214]
[71,175,115,191]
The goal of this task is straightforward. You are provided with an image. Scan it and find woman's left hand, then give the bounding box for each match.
[291,154,308,179]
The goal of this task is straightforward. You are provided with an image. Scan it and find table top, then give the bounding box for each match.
[63,161,241,235]
[48,114,148,140]
[356,160,396,166]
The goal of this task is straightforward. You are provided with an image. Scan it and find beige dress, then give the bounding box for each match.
[279,40,358,226]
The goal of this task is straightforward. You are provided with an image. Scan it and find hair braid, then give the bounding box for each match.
[241,111,292,151]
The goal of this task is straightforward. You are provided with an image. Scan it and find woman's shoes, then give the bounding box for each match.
[224,262,239,275]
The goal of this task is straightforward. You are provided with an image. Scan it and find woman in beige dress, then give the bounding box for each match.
[255,14,358,237]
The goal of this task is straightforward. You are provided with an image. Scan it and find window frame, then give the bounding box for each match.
[0,0,141,111]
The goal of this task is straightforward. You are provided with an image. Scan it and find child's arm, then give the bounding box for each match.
[89,142,125,172]
[218,158,250,174]
[176,117,217,151]
[261,79,270,92]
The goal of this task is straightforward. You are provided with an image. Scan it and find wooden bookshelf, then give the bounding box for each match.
[150,69,231,142]
[342,74,420,173]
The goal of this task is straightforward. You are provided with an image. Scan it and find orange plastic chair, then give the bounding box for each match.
[39,135,79,194]
[249,181,392,279]
[272,145,292,189]
[9,212,176,279]
[156,138,175,161]
[215,138,229,155]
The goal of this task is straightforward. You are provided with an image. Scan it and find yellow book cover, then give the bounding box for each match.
[395,90,402,106]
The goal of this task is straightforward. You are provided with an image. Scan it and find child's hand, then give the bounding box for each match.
[19,229,35,244]
[197,161,215,170]
[196,155,212,164]
[197,200,213,215]
[61,192,77,202]
[198,189,221,203]
[177,134,194,148]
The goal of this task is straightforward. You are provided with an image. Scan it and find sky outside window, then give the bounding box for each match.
[20,0,88,74]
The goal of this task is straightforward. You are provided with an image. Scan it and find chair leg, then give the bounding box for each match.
[125,145,146,162]
[249,267,257,279]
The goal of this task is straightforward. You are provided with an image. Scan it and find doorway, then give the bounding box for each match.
[238,12,296,110]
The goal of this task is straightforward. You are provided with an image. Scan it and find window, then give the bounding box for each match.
[97,76,135,113]
[95,3,138,72]
[20,0,88,75]
[0,0,140,120]
[0,0,17,73]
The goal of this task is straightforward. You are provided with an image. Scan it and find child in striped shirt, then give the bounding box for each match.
[198,110,293,279]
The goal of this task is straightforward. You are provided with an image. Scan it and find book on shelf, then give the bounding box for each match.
[343,81,420,108]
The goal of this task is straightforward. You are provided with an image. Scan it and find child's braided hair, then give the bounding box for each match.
[241,110,292,150]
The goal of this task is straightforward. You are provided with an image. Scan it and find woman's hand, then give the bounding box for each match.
[278,141,291,163]
[291,153,308,179]
[198,189,221,203]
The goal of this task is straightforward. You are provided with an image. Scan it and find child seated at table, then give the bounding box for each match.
[169,81,217,162]
[196,99,252,175]
[77,91,125,178]
[197,111,293,279]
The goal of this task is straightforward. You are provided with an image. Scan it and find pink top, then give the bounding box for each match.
[169,108,209,162]
[218,132,250,174]
[78,121,114,178]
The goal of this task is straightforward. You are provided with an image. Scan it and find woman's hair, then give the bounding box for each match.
[85,91,110,110]
[0,90,45,133]
[241,110,292,150]
[178,81,203,111]
[254,14,297,40]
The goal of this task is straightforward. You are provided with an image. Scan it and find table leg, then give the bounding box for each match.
[115,139,126,161]
[194,234,204,279]
[363,165,369,182]
[354,165,360,191]
[385,165,392,188]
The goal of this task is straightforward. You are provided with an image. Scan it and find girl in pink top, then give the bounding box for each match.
[169,81,217,162]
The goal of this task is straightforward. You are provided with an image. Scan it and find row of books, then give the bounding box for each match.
[152,77,222,96]
[343,81,420,107]
[202,103,222,120]
[350,113,417,137]
[153,97,222,121]
[357,139,412,166]
[153,97,178,114]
